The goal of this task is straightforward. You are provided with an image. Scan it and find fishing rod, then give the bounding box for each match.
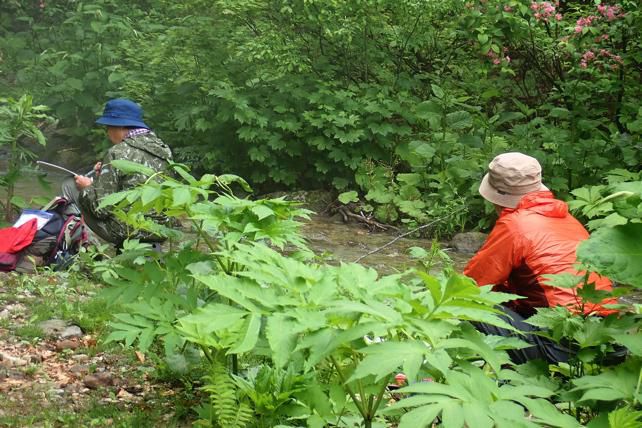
[36,161,95,177]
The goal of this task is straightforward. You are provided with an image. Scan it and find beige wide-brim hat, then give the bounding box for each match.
[479,152,548,208]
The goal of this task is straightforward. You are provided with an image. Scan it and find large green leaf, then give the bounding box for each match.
[178,303,248,334]
[111,159,154,176]
[349,341,427,383]
[571,363,641,403]
[577,223,642,288]
[266,314,300,368]
[229,313,261,354]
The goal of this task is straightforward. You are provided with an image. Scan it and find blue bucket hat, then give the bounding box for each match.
[95,98,149,129]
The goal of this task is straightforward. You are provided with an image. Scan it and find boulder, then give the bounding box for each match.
[38,319,68,337]
[449,232,488,254]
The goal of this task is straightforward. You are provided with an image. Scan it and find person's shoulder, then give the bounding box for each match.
[126,132,167,149]
[109,140,140,159]
[123,132,173,161]
[490,210,535,242]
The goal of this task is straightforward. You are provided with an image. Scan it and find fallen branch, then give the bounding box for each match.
[338,206,399,232]
[353,207,467,263]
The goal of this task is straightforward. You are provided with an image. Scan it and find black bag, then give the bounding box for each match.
[24,197,90,269]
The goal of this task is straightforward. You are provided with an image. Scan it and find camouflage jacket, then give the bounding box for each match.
[79,132,172,221]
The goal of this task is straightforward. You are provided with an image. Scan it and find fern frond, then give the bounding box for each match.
[202,358,252,428]
[233,402,253,427]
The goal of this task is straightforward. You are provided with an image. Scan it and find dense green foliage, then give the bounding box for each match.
[1,0,640,230]
[77,162,641,427]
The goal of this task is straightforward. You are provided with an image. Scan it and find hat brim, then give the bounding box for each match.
[96,117,149,129]
[479,173,548,209]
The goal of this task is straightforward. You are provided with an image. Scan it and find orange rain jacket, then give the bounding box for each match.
[464,191,616,316]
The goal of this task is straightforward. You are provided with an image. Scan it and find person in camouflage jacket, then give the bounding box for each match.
[65,99,173,246]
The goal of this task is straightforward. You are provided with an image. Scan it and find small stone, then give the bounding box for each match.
[83,372,115,389]
[0,309,10,319]
[117,388,133,399]
[38,319,67,336]
[29,354,43,364]
[55,340,80,351]
[71,354,89,362]
[60,325,83,339]
[48,388,65,396]
[69,364,90,376]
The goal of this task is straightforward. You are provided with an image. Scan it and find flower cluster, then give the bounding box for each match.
[530,1,562,22]
[575,4,625,33]
[580,49,623,70]
[580,50,595,68]
[487,48,510,66]
[575,15,598,33]
[597,4,623,21]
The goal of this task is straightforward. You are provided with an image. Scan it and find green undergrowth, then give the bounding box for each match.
[78,163,642,427]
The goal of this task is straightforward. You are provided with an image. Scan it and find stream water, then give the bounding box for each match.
[301,215,470,273]
[4,170,471,273]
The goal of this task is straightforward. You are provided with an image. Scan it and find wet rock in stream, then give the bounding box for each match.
[448,232,488,254]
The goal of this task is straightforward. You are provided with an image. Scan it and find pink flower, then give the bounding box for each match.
[580,50,595,69]
[485,49,509,66]
[597,4,623,22]
[530,1,558,22]
[555,13,562,21]
[575,15,598,34]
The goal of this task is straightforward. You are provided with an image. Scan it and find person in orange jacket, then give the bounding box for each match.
[464,152,619,364]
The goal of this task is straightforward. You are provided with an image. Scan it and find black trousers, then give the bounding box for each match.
[473,305,573,364]
[474,305,628,365]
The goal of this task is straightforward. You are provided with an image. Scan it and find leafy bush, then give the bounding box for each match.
[84,164,641,426]
[2,0,639,231]
[0,94,54,221]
